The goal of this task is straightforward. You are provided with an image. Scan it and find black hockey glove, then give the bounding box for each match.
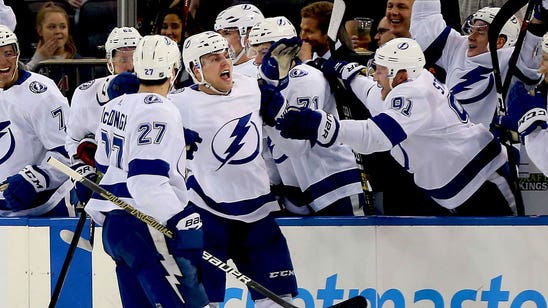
[259,82,287,126]
[277,107,340,147]
[183,128,202,160]
[166,204,203,266]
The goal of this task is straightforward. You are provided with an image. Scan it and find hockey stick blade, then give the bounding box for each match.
[327,0,346,42]
[60,230,93,252]
[330,296,368,308]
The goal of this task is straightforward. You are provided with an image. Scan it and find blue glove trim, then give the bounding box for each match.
[174,229,203,250]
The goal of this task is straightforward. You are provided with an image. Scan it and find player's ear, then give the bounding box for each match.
[496,35,507,49]
[191,64,203,82]
[393,70,408,86]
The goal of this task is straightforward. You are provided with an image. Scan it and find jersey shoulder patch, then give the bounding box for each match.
[289,68,308,78]
[29,81,48,94]
[144,94,163,104]
[170,87,186,95]
[78,80,95,90]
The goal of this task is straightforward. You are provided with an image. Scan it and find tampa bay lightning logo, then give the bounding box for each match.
[78,80,95,90]
[29,81,47,94]
[144,94,162,104]
[397,42,409,50]
[0,120,15,165]
[289,69,308,78]
[451,66,494,105]
[212,113,260,170]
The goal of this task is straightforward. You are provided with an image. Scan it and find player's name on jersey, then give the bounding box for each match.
[101,109,127,131]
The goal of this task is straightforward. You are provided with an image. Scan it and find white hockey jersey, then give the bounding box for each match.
[525,127,548,176]
[169,73,279,222]
[85,93,189,226]
[233,58,259,78]
[66,75,113,159]
[339,69,508,209]
[264,64,363,212]
[410,0,542,126]
[0,70,72,216]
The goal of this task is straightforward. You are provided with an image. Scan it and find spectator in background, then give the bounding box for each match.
[159,7,195,88]
[385,0,414,38]
[299,1,332,62]
[374,16,396,46]
[26,2,89,99]
[26,2,79,71]
[161,7,186,47]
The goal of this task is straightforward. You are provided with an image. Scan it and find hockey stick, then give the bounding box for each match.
[48,207,89,308]
[46,157,296,308]
[47,157,367,308]
[488,0,529,116]
[502,1,536,100]
[488,0,532,216]
[182,0,191,28]
[325,0,375,214]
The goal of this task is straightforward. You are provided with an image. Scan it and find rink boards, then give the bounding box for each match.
[1,216,548,308]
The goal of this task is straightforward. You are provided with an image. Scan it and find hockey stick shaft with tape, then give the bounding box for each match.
[46,157,298,308]
[488,0,533,216]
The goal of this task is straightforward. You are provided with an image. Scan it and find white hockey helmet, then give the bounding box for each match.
[248,16,297,46]
[105,27,142,73]
[374,37,425,80]
[472,7,521,47]
[214,4,264,37]
[133,35,181,81]
[182,31,229,84]
[0,25,18,53]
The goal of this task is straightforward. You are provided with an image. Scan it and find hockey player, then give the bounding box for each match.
[274,38,516,216]
[66,26,141,167]
[499,33,548,177]
[214,3,264,77]
[65,27,141,204]
[170,31,298,306]
[409,0,545,127]
[249,17,365,216]
[0,25,74,217]
[85,35,209,308]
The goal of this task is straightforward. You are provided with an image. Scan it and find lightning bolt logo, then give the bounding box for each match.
[266,136,287,164]
[450,66,494,105]
[212,113,260,170]
[0,120,15,165]
[160,256,185,303]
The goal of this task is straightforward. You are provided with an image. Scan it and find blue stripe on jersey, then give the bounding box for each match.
[128,159,169,178]
[370,113,407,146]
[187,175,277,216]
[427,139,501,200]
[306,168,361,201]
[14,69,31,85]
[96,162,108,175]
[50,146,69,158]
[423,26,451,67]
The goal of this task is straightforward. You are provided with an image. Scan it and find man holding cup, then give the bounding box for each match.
[345,17,374,54]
